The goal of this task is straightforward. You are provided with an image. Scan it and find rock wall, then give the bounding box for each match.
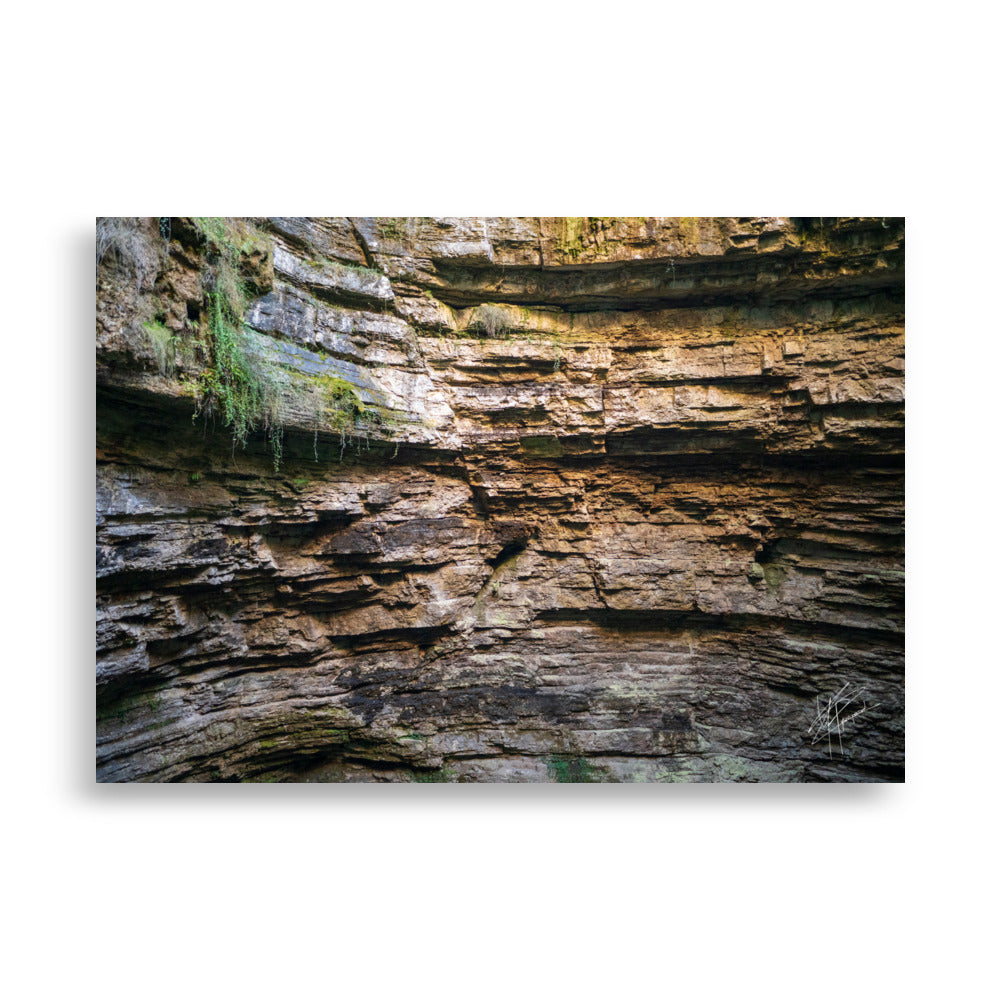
[96,217,904,781]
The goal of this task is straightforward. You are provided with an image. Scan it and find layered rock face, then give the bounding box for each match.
[96,217,904,782]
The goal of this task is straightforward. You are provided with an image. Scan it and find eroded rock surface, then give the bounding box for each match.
[96,217,904,781]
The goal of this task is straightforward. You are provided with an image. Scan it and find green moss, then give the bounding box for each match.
[717,756,753,781]
[315,374,367,430]
[308,256,383,279]
[259,727,349,752]
[546,755,597,783]
[294,372,399,460]
[678,217,701,243]
[377,217,406,242]
[192,217,268,257]
[553,217,618,260]
[142,321,177,375]
[555,217,588,259]
[521,435,564,457]
[97,690,163,726]
[142,320,178,376]
[189,219,400,472]
[337,260,383,278]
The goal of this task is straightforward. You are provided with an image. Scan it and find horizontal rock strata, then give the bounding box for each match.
[96,217,904,781]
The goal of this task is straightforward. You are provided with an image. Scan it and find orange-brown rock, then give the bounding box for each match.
[96,217,904,781]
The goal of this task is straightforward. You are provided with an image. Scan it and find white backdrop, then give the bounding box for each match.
[3,2,993,997]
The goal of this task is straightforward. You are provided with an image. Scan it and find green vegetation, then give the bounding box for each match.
[546,755,597,782]
[96,690,163,727]
[305,256,383,279]
[762,563,788,591]
[299,373,373,459]
[677,217,701,243]
[377,217,406,241]
[191,218,285,471]
[96,217,165,290]
[315,374,367,429]
[555,217,588,259]
[469,303,515,339]
[337,260,383,278]
[142,320,177,376]
[377,217,433,243]
[197,283,285,471]
[192,217,269,257]
[292,370,399,462]
[521,435,564,457]
[184,218,397,472]
[554,217,619,260]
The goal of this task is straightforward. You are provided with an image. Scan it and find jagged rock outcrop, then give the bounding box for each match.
[96,216,904,782]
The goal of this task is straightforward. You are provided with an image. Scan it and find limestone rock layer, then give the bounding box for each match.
[96,217,904,782]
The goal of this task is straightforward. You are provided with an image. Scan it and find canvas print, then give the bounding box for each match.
[96,217,904,782]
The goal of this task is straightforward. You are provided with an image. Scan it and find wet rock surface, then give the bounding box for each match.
[96,217,904,781]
